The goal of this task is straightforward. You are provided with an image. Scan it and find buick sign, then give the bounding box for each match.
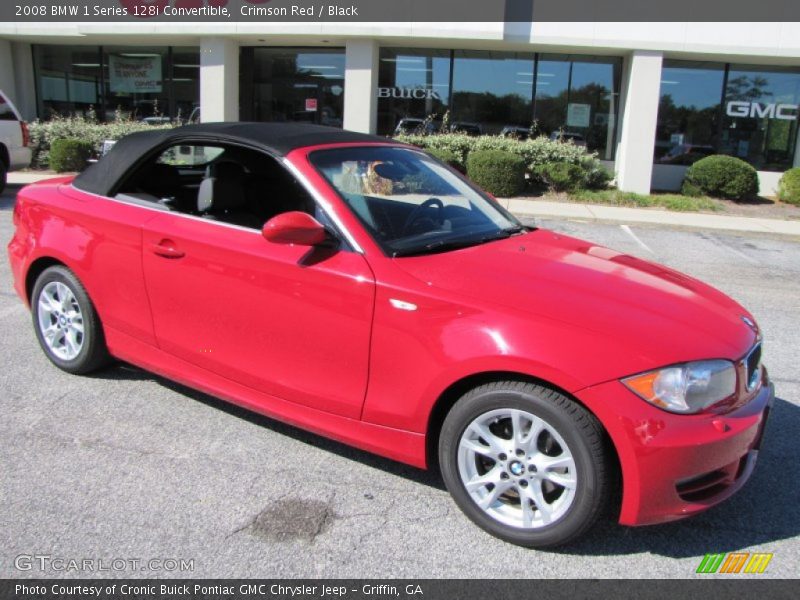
[378,87,442,100]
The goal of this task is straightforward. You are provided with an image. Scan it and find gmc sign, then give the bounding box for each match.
[726,101,799,120]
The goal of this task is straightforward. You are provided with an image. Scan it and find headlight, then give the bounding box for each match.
[622,360,737,414]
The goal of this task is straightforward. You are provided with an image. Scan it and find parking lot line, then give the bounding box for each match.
[620,224,655,255]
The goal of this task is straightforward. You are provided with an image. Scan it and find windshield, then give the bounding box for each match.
[309,146,525,256]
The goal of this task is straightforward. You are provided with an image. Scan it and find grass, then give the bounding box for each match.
[570,189,723,212]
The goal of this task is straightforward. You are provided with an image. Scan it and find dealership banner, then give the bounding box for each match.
[1,579,796,600]
[3,0,799,22]
[108,54,163,93]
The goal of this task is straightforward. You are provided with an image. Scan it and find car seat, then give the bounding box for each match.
[197,161,263,229]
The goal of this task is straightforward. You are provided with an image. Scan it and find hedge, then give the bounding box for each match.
[535,162,586,192]
[466,150,526,197]
[396,133,593,171]
[49,139,95,172]
[777,167,800,206]
[681,155,759,201]
[28,113,177,169]
[426,147,464,172]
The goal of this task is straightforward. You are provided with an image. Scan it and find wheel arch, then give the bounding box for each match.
[0,143,9,169]
[25,256,69,303]
[425,370,623,514]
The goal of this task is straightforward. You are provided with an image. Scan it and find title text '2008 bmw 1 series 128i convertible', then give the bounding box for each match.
[7,123,773,547]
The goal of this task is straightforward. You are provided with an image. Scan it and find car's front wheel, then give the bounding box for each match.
[439,381,612,547]
[31,265,111,374]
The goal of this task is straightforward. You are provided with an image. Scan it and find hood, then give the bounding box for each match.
[394,229,757,367]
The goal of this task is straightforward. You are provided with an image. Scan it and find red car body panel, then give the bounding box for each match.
[141,212,375,419]
[7,141,772,527]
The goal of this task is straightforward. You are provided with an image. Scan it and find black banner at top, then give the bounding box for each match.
[2,0,800,23]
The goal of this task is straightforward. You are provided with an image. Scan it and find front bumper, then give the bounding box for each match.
[575,371,773,526]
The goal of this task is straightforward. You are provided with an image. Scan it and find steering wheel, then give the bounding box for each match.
[401,197,445,236]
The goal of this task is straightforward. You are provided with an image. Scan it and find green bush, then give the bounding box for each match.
[48,138,94,172]
[28,112,177,169]
[426,148,464,172]
[535,162,585,192]
[394,132,602,186]
[777,167,800,206]
[466,150,526,197]
[533,158,613,192]
[681,155,758,201]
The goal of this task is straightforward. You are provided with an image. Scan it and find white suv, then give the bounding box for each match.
[0,90,32,193]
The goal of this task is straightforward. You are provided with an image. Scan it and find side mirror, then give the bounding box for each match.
[262,211,330,246]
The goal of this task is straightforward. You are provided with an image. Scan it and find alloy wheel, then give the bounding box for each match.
[457,408,577,529]
[37,281,85,361]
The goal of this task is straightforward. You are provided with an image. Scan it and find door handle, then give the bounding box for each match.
[150,239,185,259]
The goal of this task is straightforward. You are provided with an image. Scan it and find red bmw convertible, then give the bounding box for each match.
[7,123,773,547]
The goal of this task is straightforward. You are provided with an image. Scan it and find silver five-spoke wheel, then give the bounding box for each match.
[457,408,577,529]
[37,280,85,361]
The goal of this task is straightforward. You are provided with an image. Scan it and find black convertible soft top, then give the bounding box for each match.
[73,122,390,197]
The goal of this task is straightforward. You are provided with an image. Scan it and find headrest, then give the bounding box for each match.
[212,160,247,181]
[197,160,248,213]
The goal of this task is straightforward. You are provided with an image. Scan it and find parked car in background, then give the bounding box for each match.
[0,90,31,193]
[659,144,716,166]
[549,131,587,147]
[394,117,437,136]
[8,123,773,548]
[500,126,531,140]
[450,121,483,136]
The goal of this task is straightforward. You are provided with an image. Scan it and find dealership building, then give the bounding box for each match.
[1,20,800,194]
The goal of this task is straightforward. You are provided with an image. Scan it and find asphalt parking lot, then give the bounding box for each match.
[1,183,798,579]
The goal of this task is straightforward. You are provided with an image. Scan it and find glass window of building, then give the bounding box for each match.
[102,47,170,122]
[534,55,621,160]
[33,45,103,119]
[531,56,571,139]
[376,49,623,158]
[241,47,345,127]
[655,61,726,165]
[377,48,451,136]
[721,64,800,171]
[171,48,201,123]
[450,50,535,136]
[33,45,199,122]
[655,60,800,171]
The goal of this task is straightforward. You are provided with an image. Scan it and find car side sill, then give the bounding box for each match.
[103,326,428,469]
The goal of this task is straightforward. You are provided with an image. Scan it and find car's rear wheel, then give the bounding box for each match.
[439,381,611,547]
[31,265,111,374]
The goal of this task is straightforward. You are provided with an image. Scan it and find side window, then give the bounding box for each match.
[157,145,224,167]
[115,142,321,231]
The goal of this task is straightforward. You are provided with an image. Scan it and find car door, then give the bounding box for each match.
[140,211,376,420]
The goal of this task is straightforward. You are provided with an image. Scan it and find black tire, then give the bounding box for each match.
[439,381,611,548]
[31,265,111,374]
[0,159,7,195]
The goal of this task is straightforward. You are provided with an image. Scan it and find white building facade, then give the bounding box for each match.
[1,21,800,194]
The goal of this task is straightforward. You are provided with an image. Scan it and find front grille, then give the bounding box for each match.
[744,342,762,392]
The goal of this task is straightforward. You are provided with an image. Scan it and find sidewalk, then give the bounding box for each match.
[499,198,800,237]
[8,171,76,185]
[9,171,800,237]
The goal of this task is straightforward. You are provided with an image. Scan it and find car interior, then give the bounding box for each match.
[114,143,318,230]
[311,154,503,249]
